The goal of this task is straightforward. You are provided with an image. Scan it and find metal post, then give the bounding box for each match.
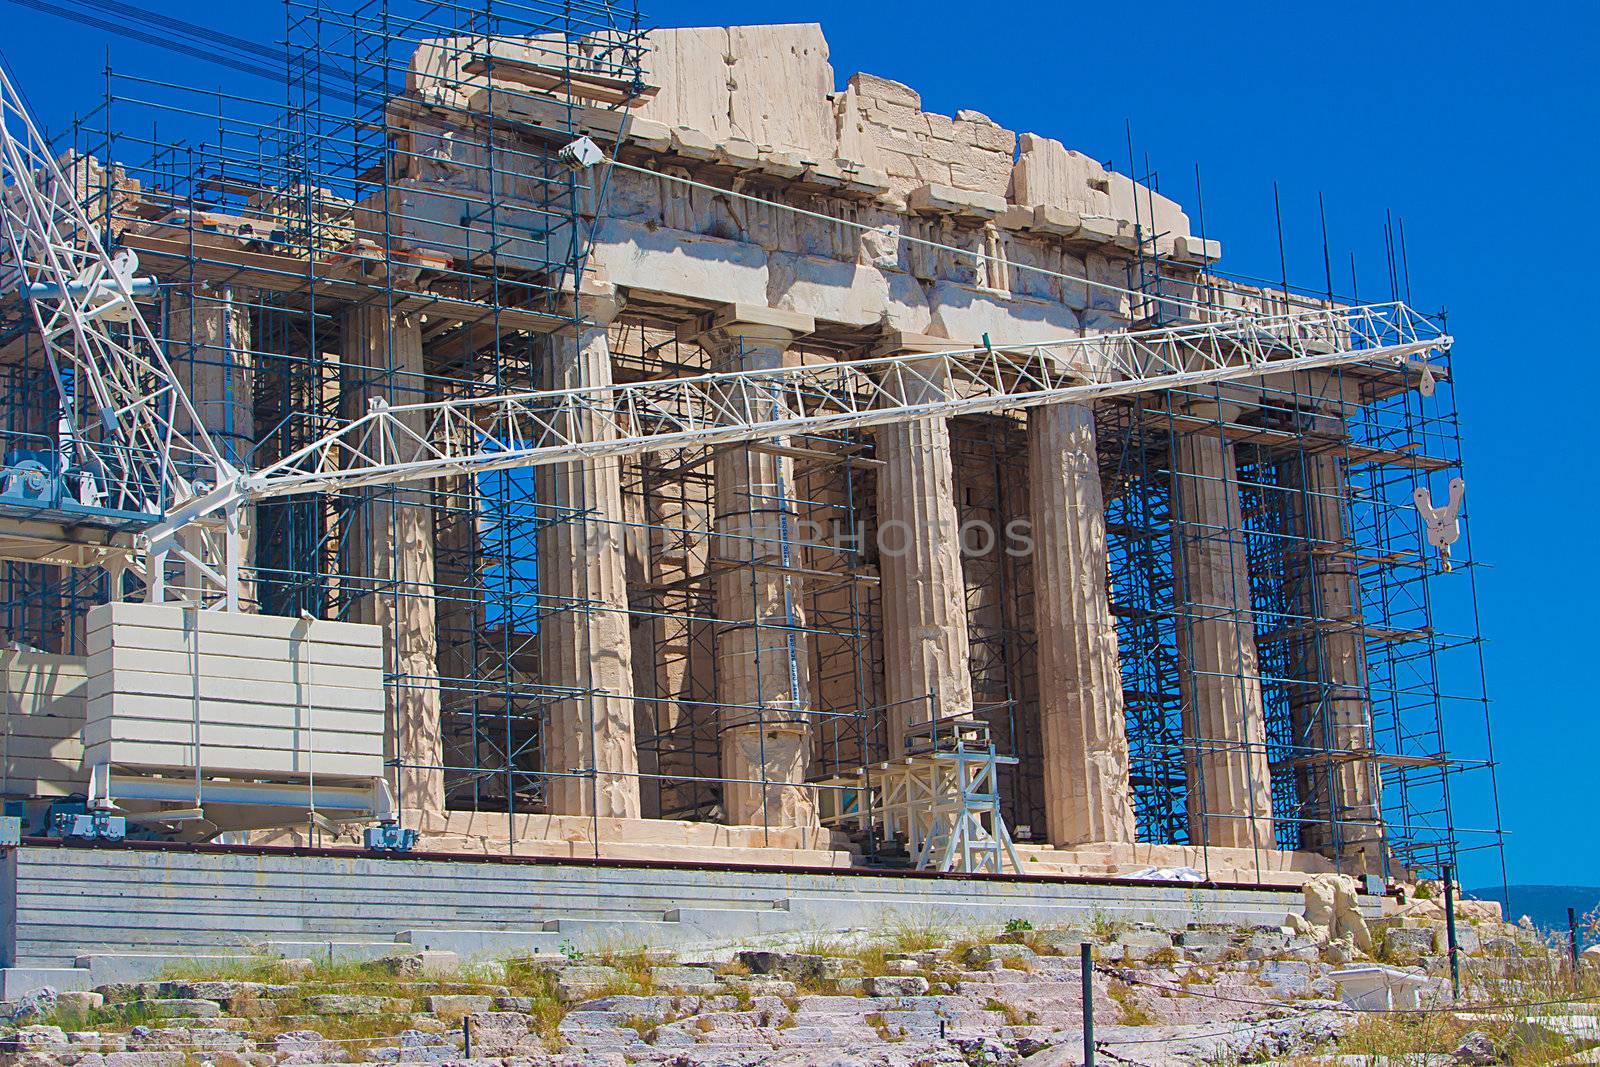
[1080,942,1094,1066]
[1442,865,1460,1001]
[1569,907,1581,985]
[463,1014,473,1059]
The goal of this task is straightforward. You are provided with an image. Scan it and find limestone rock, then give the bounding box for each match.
[8,987,59,1021]
[553,965,623,1002]
[736,951,862,983]
[862,975,930,997]
[652,965,720,992]
[1383,926,1439,960]
[1176,929,1234,963]
[1452,1030,1499,1064]
[124,999,222,1019]
[56,992,105,1014]
[424,994,492,1015]
[1301,873,1373,956]
[381,951,461,977]
[1115,929,1175,961]
[459,1011,530,1055]
[963,943,1038,967]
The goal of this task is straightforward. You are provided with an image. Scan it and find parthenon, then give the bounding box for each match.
[0,13,1482,893]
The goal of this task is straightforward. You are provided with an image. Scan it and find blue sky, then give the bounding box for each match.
[4,0,1595,889]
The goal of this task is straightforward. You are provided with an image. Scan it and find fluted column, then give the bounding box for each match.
[1029,402,1137,846]
[168,286,255,609]
[537,284,642,819]
[1171,411,1275,849]
[341,305,444,818]
[1289,440,1381,869]
[695,305,819,829]
[874,347,973,756]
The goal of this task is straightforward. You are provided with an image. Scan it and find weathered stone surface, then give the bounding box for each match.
[1029,402,1137,846]
[653,965,720,992]
[874,356,971,754]
[963,944,1038,967]
[553,965,623,1002]
[1116,930,1176,961]
[1172,419,1276,849]
[1301,873,1374,956]
[7,988,59,1021]
[381,952,461,977]
[1176,930,1234,963]
[424,994,493,1015]
[1383,926,1439,959]
[460,1011,531,1055]
[1480,935,1521,957]
[537,291,642,819]
[302,994,409,1015]
[736,951,862,983]
[863,975,931,997]
[56,991,105,1014]
[124,999,222,1019]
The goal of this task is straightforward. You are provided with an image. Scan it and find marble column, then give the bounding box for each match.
[1288,442,1382,869]
[536,284,641,819]
[1028,401,1137,846]
[340,305,444,818]
[1171,411,1276,850]
[167,286,255,608]
[697,305,819,829]
[874,348,973,757]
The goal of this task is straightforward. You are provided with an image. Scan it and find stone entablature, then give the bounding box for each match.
[392,23,1233,352]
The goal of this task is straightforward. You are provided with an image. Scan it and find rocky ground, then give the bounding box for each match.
[0,878,1593,1067]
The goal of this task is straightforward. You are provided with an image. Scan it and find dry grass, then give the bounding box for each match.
[982,997,1035,1028]
[592,948,657,997]
[1107,978,1155,1026]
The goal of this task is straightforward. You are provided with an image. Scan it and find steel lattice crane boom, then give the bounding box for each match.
[0,60,241,596]
[0,64,228,500]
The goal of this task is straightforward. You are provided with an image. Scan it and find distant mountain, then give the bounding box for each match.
[1467,884,1600,946]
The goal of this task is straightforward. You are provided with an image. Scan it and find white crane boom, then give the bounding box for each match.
[0,63,227,519]
[148,301,1448,554]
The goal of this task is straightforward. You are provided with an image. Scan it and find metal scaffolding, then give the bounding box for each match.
[0,0,1501,882]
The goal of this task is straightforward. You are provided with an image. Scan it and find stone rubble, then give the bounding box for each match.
[0,893,1583,1067]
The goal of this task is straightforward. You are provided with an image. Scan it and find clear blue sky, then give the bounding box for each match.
[4,0,1594,889]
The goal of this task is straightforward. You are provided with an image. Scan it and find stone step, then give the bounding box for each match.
[660,906,803,942]
[536,917,686,947]
[72,952,272,987]
[0,966,93,999]
[396,927,573,958]
[260,940,414,963]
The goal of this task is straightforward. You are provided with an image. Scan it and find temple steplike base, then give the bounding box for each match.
[254,813,1368,887]
[256,810,858,869]
[1015,841,1367,886]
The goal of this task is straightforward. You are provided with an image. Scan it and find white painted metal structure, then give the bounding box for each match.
[824,717,1025,874]
[0,63,242,604]
[155,302,1448,570]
